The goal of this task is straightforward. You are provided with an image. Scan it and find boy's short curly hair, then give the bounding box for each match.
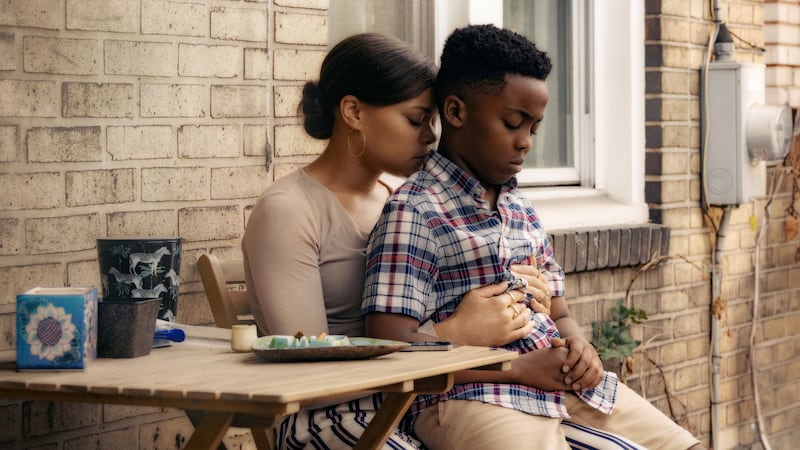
[435,24,552,108]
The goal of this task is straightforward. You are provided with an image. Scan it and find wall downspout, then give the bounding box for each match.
[710,207,729,449]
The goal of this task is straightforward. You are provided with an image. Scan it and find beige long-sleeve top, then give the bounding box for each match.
[242,169,375,337]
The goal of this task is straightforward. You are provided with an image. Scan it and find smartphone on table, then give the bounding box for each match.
[401,340,453,351]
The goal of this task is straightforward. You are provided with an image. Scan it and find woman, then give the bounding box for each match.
[242,33,542,449]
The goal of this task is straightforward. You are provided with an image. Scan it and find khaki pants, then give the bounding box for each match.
[413,383,700,450]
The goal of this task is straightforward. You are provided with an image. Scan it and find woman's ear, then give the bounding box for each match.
[442,95,466,129]
[339,95,362,130]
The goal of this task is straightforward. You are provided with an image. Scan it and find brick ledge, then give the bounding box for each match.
[548,224,669,274]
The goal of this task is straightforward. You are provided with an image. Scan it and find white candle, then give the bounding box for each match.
[230,324,258,352]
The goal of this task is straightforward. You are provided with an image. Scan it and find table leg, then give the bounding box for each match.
[352,392,416,450]
[184,411,234,450]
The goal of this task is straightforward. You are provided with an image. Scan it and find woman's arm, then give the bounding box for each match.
[243,190,329,336]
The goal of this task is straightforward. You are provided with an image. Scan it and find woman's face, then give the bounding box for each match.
[359,88,438,178]
[450,74,549,188]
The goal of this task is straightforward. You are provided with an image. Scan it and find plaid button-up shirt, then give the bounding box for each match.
[363,151,618,429]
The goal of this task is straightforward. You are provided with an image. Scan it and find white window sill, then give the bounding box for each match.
[520,187,650,232]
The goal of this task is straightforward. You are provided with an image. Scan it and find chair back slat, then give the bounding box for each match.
[198,253,253,329]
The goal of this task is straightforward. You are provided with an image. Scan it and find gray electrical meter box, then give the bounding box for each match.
[702,61,767,206]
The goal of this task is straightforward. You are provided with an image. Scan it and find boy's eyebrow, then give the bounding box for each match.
[506,107,543,122]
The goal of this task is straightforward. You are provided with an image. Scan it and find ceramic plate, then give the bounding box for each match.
[251,337,410,362]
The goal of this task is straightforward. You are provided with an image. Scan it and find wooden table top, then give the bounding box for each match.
[0,342,517,410]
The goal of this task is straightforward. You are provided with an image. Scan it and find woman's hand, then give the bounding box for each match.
[435,283,533,347]
[560,335,605,391]
[510,264,553,316]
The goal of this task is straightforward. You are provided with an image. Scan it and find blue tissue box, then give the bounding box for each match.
[16,287,98,370]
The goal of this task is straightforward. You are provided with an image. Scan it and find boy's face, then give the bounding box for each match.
[449,74,549,187]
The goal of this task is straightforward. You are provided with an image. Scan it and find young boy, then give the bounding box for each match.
[362,24,703,450]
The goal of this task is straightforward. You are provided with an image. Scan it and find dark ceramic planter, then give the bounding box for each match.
[97,297,160,358]
[96,237,181,322]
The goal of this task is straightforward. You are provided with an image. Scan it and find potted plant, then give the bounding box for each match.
[591,299,648,382]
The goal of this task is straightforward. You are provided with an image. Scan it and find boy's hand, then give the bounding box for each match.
[510,264,553,315]
[509,345,571,391]
[560,336,604,391]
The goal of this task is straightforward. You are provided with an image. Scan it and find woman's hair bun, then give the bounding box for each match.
[300,81,333,139]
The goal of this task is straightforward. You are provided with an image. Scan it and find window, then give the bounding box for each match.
[329,0,648,230]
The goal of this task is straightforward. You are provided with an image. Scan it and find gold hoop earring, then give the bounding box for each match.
[347,127,366,157]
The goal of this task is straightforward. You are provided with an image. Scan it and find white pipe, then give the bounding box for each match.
[711,207,730,450]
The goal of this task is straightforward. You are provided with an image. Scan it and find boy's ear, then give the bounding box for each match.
[442,95,466,129]
[339,95,362,130]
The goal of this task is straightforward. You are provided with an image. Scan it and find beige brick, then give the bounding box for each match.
[273,49,325,80]
[688,232,710,256]
[66,169,135,206]
[0,172,61,211]
[660,0,691,17]
[723,253,753,276]
[210,6,268,42]
[211,85,268,118]
[659,289,690,313]
[140,83,207,118]
[26,214,100,254]
[674,364,700,392]
[0,125,18,161]
[0,263,63,307]
[179,206,240,241]
[178,125,240,158]
[179,44,241,78]
[660,179,690,203]
[244,48,270,80]
[25,401,99,436]
[660,18,691,43]
[660,71,690,95]
[660,98,690,121]
[23,36,99,75]
[107,125,175,160]
[660,152,689,174]
[274,124,325,156]
[211,166,268,199]
[66,0,138,33]
[27,127,103,162]
[0,218,21,256]
[0,80,58,117]
[105,40,176,77]
[662,45,692,69]
[62,82,135,118]
[275,12,327,45]
[659,340,689,365]
[244,125,270,156]
[107,209,178,237]
[64,427,136,450]
[674,311,704,337]
[142,0,207,37]
[0,0,61,29]
[66,259,102,290]
[273,163,305,180]
[275,0,328,9]
[0,31,14,71]
[141,167,208,201]
[274,85,302,117]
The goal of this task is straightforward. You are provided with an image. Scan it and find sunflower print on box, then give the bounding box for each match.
[16,287,98,370]
[96,237,182,322]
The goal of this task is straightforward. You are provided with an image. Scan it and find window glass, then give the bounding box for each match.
[328,0,581,186]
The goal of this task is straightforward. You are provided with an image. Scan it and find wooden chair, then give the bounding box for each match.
[197,253,255,329]
[196,253,273,450]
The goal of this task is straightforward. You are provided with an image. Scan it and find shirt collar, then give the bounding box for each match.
[424,151,518,202]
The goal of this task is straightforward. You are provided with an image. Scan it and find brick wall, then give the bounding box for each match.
[0,0,326,448]
[642,1,800,449]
